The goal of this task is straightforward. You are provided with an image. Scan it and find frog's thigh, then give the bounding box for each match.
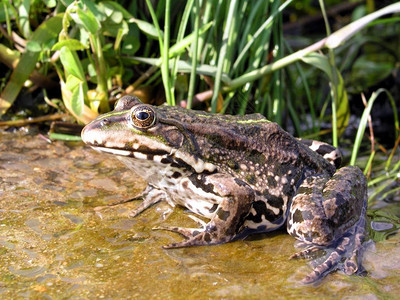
[288,166,367,245]
[287,173,332,244]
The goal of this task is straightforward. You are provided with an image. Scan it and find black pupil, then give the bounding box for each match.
[136,111,149,120]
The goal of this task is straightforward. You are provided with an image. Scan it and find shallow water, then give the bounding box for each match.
[0,131,399,299]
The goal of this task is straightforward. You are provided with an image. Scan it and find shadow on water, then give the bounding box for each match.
[0,131,399,298]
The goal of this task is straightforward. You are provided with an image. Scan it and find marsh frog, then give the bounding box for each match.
[81,96,367,283]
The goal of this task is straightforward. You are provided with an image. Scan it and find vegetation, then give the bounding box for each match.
[0,0,399,214]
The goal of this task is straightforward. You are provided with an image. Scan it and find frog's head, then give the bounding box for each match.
[81,96,216,173]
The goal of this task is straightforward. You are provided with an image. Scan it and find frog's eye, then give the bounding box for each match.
[130,105,156,128]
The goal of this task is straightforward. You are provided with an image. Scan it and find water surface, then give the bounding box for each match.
[0,131,399,299]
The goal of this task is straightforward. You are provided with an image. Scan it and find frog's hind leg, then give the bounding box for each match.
[294,212,366,284]
[287,166,367,284]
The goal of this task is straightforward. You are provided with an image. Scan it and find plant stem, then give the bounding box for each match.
[211,0,238,113]
[187,0,200,109]
[162,0,174,105]
[224,38,327,93]
[93,34,109,112]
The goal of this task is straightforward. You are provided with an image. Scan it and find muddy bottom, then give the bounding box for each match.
[0,131,399,299]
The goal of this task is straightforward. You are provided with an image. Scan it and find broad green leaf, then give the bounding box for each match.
[26,40,42,52]
[59,46,86,81]
[0,14,62,116]
[43,0,57,8]
[70,81,84,117]
[64,74,88,117]
[67,2,100,35]
[76,7,99,34]
[102,1,133,19]
[60,0,74,7]
[65,74,81,91]
[61,79,96,124]
[101,2,123,23]
[300,52,333,78]
[18,0,31,38]
[131,18,160,40]
[52,39,87,51]
[121,32,140,55]
[335,74,350,132]
[102,17,129,38]
[82,0,105,22]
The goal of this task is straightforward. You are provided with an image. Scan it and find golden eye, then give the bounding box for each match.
[131,105,156,128]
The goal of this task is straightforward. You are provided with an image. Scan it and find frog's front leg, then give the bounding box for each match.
[157,173,254,248]
[287,166,367,284]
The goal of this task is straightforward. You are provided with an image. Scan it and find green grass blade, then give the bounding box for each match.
[350,88,399,168]
[326,2,400,48]
[232,0,292,73]
[350,89,382,166]
[187,0,200,109]
[170,0,194,94]
[129,57,231,83]
[211,0,238,113]
[162,0,174,105]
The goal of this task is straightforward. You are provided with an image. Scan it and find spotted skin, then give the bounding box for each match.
[81,96,368,284]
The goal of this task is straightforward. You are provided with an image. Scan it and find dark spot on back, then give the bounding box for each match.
[172,171,181,178]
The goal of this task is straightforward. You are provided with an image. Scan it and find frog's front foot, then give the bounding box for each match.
[155,173,253,248]
[154,224,231,248]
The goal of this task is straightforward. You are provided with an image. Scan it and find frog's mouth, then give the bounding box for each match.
[90,146,172,163]
[91,146,133,157]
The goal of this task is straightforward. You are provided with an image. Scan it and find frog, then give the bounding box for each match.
[81,95,368,284]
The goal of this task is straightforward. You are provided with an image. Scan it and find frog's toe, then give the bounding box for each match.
[156,227,231,248]
[302,250,342,284]
[153,225,202,239]
[290,245,323,259]
[344,256,358,275]
[161,233,215,249]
